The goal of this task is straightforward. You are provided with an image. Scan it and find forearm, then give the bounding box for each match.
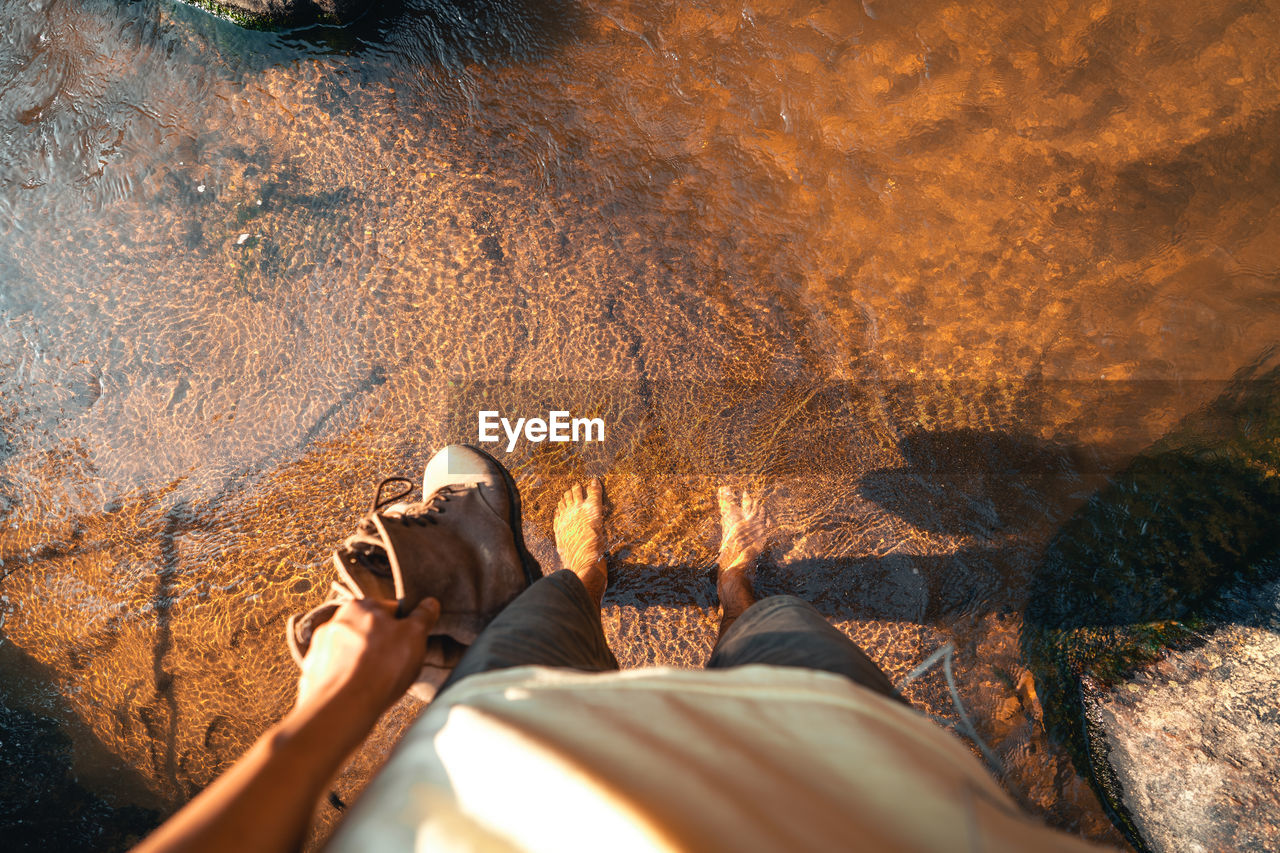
[133,597,438,853]
[134,691,378,853]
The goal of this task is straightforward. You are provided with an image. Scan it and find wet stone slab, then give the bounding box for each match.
[1086,575,1280,853]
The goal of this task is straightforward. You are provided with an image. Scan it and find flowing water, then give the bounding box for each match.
[3,0,1280,848]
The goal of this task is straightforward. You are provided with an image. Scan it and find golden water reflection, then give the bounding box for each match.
[3,0,1280,847]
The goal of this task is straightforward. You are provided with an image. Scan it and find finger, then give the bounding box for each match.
[407,597,441,631]
[336,597,396,622]
[360,598,401,618]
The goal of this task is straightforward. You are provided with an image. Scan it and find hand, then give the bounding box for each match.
[135,596,440,853]
[295,597,440,722]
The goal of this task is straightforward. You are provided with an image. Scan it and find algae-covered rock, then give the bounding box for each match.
[172,0,574,44]
[178,0,379,29]
[1086,575,1280,853]
[1024,358,1280,850]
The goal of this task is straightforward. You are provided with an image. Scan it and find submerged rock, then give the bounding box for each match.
[1024,358,1280,850]
[1085,575,1280,853]
[179,0,378,28]
[0,644,163,852]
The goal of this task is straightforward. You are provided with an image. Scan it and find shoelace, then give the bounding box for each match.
[367,476,452,527]
[343,478,457,575]
[370,477,414,512]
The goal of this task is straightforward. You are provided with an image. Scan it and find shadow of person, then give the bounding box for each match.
[605,546,1042,636]
[602,411,1128,630]
[858,428,1104,540]
[845,423,1127,625]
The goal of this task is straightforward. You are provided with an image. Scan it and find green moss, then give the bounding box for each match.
[1020,616,1212,853]
[169,0,355,32]
[179,0,280,30]
[1058,620,1202,685]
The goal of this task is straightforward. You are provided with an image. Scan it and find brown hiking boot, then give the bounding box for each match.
[287,445,541,700]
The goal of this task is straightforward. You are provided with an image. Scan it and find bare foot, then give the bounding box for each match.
[716,486,768,637]
[554,478,608,608]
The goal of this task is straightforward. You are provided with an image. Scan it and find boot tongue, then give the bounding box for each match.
[369,511,434,606]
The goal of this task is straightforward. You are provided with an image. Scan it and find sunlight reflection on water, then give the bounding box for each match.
[2,0,1279,847]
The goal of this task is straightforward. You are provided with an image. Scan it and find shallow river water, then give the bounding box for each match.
[2,0,1280,848]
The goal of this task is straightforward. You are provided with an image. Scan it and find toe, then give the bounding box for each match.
[588,477,603,504]
[718,485,735,514]
[572,483,585,502]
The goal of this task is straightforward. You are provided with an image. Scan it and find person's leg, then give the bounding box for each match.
[437,479,617,695]
[554,479,609,608]
[708,488,907,704]
[709,595,905,702]
[713,486,768,640]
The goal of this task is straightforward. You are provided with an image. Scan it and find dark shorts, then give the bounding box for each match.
[438,570,905,704]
